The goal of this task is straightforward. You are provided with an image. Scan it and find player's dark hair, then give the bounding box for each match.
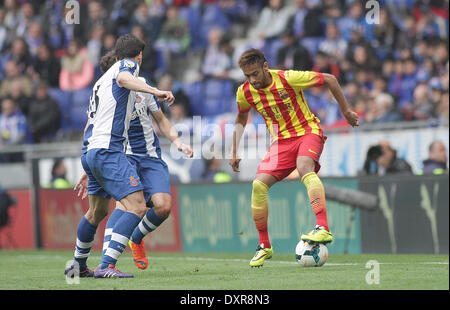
[114,34,145,60]
[238,48,267,68]
[100,50,117,73]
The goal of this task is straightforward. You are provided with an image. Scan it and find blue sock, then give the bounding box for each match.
[102,209,125,258]
[130,208,166,245]
[73,216,97,270]
[100,212,141,269]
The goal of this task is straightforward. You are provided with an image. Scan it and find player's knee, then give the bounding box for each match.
[152,196,172,219]
[252,179,269,205]
[85,207,107,225]
[297,162,315,179]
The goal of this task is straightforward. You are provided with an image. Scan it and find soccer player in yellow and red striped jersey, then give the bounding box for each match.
[229,48,359,267]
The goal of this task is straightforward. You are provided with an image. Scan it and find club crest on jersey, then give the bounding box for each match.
[124,60,135,68]
[278,90,289,100]
[129,176,139,186]
[135,94,143,104]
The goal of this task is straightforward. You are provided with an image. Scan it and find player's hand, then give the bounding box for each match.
[178,143,193,158]
[344,110,359,127]
[229,157,241,172]
[74,173,88,200]
[155,90,175,106]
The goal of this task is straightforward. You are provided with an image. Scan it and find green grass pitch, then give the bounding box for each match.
[0,250,448,290]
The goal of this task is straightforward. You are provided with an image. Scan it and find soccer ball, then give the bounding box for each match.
[295,240,328,267]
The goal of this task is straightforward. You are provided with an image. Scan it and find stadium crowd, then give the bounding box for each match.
[0,0,448,154]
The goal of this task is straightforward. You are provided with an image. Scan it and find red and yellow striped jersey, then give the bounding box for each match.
[236,69,324,141]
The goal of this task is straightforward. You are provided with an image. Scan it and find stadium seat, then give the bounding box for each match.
[69,87,91,131]
[48,87,73,130]
[301,37,324,55]
[178,6,204,50]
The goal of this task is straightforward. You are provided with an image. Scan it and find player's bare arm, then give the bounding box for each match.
[322,73,359,127]
[152,110,193,158]
[229,111,249,172]
[117,71,175,105]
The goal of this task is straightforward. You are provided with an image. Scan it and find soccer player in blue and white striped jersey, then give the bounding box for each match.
[74,50,192,273]
[65,34,175,279]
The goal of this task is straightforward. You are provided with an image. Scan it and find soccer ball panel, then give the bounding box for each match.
[295,240,328,267]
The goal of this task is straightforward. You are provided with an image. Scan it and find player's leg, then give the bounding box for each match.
[98,190,147,271]
[128,157,172,269]
[249,173,277,267]
[65,153,112,278]
[102,202,126,258]
[65,195,110,277]
[129,193,171,269]
[296,134,333,244]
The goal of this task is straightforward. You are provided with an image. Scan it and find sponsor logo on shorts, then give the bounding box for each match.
[129,176,139,186]
[308,149,317,155]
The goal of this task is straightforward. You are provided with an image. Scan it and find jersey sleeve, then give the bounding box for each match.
[236,85,251,113]
[284,70,324,90]
[138,77,160,113]
[119,59,139,76]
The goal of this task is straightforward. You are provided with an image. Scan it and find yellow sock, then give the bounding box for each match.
[251,179,270,247]
[301,172,329,231]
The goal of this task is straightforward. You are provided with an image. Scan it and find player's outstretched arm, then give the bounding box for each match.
[152,110,193,158]
[322,73,359,127]
[229,111,249,172]
[117,72,175,105]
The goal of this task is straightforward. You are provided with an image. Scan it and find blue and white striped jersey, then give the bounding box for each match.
[83,58,140,153]
[126,77,162,158]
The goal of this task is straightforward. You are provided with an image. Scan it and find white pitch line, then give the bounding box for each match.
[13,254,449,266]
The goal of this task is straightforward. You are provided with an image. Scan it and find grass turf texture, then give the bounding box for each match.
[0,250,448,290]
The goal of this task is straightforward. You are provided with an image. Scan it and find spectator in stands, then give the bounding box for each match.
[28,42,61,88]
[130,25,158,80]
[202,28,231,79]
[362,140,413,176]
[318,22,347,61]
[201,157,232,183]
[287,0,308,38]
[398,57,419,108]
[15,2,38,38]
[9,79,30,116]
[377,140,413,175]
[0,59,33,98]
[0,97,28,162]
[366,93,404,124]
[420,140,448,175]
[1,37,32,76]
[403,84,434,121]
[131,1,163,43]
[25,21,44,57]
[86,24,105,67]
[436,91,449,123]
[0,8,8,53]
[276,28,312,71]
[45,158,73,189]
[100,32,116,57]
[74,0,114,44]
[155,5,191,63]
[27,81,61,143]
[3,0,20,31]
[59,39,94,91]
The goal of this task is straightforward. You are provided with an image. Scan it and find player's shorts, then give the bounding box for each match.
[256,133,327,181]
[126,155,171,207]
[81,148,144,201]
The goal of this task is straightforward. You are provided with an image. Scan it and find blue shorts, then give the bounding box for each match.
[81,148,144,201]
[126,155,171,206]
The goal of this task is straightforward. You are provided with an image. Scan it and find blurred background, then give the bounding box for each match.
[0,0,448,255]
